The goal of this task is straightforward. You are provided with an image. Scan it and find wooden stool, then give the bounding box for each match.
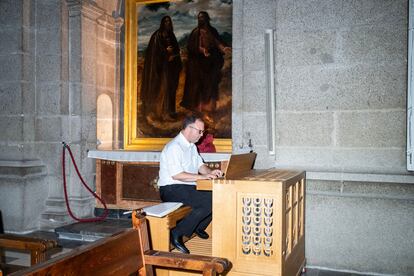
[146,206,191,251]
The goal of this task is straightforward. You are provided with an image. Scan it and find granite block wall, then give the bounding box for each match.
[233,0,413,274]
[0,0,120,231]
[0,0,413,274]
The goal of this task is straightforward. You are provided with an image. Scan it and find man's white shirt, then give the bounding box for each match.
[158,132,204,187]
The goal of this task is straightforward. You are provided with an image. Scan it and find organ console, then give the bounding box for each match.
[198,166,306,276]
[90,151,306,276]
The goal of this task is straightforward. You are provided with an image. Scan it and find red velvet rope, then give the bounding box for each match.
[62,142,109,222]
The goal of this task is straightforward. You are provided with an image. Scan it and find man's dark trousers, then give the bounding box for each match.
[159,184,212,238]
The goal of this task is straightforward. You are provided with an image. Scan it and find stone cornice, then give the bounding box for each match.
[65,0,82,8]
[82,1,106,22]
[65,0,121,29]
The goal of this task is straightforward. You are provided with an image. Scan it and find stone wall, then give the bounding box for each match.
[0,0,413,274]
[306,180,414,274]
[0,0,120,232]
[0,0,52,232]
[232,0,413,274]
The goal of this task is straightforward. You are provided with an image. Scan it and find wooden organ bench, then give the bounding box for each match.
[9,211,230,276]
[145,206,192,252]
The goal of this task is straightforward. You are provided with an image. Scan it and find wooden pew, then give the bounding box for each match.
[9,211,230,276]
[0,234,58,275]
[0,210,58,274]
[0,234,58,266]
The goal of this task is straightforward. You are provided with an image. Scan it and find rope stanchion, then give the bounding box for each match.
[62,142,109,222]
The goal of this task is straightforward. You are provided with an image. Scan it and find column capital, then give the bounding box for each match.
[65,0,82,17]
[114,17,124,30]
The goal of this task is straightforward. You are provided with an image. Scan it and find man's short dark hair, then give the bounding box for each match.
[183,113,203,129]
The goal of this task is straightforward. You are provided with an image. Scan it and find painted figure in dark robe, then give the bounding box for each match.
[181,11,231,112]
[140,16,182,120]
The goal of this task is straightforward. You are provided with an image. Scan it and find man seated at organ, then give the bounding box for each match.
[157,114,223,254]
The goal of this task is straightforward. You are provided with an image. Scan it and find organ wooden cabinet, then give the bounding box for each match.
[210,169,306,276]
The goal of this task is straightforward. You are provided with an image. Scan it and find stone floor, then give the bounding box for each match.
[3,217,370,276]
[304,268,370,276]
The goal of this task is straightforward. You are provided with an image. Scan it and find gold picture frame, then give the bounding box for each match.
[124,0,232,152]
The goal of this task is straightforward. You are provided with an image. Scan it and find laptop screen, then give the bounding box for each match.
[223,152,257,179]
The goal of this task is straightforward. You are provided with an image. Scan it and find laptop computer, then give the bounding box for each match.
[221,152,257,179]
[197,152,257,190]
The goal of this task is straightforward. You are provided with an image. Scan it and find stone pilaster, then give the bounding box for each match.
[0,0,50,232]
[95,8,123,150]
[40,0,111,229]
[39,0,76,229]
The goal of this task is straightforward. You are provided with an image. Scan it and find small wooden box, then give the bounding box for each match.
[212,169,306,276]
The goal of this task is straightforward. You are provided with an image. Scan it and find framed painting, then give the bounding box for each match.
[124,0,233,152]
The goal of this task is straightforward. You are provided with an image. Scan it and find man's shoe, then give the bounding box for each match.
[170,231,190,254]
[194,229,209,239]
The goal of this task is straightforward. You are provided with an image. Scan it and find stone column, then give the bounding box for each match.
[0,0,49,232]
[40,0,109,229]
[39,0,83,229]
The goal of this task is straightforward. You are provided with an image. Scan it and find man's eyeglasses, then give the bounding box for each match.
[189,126,205,134]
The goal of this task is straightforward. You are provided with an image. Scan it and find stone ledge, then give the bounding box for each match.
[0,159,46,179]
[307,171,414,184]
[307,190,414,201]
[0,159,43,167]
